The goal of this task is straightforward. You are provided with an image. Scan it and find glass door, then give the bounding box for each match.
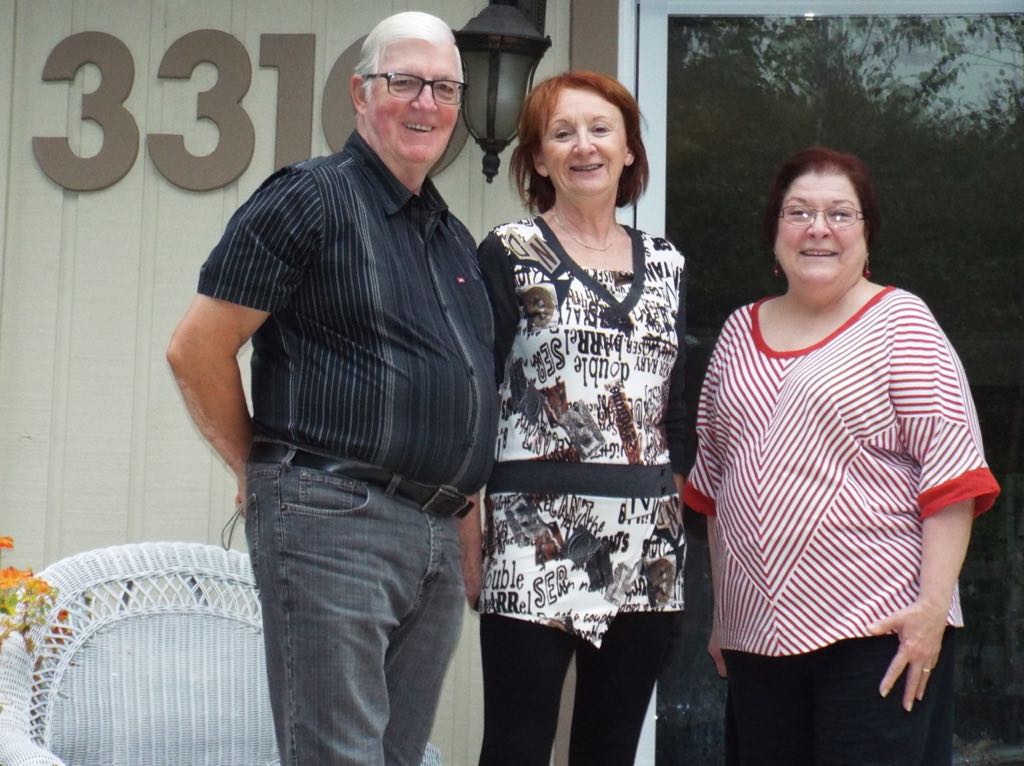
[626,2,1024,762]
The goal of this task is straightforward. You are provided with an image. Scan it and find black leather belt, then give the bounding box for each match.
[248,442,471,518]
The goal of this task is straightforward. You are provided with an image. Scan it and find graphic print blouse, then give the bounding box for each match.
[684,288,1000,656]
[477,217,688,646]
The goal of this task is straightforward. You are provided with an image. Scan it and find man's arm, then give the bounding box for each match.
[166,295,270,497]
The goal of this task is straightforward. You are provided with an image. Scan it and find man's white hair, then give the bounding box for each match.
[356,11,461,96]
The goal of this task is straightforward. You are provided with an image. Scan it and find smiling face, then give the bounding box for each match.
[774,171,869,294]
[533,88,634,206]
[351,38,462,193]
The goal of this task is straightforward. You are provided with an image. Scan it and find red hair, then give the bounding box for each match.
[509,71,649,213]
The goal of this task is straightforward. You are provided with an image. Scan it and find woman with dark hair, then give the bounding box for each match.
[474,71,688,765]
[685,145,1000,765]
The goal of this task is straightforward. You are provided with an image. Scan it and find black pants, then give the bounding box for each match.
[724,630,956,766]
[478,611,680,766]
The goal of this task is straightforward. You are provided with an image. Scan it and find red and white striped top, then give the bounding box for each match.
[685,287,1000,656]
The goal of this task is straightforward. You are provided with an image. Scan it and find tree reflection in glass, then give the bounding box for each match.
[659,13,1023,765]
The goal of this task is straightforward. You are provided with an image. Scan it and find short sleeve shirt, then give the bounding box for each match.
[198,132,497,492]
[685,287,999,655]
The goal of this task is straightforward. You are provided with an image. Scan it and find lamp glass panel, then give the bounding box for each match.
[461,50,493,139]
[493,52,536,140]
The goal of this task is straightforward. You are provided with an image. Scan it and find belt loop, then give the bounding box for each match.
[384,473,403,497]
[282,446,297,468]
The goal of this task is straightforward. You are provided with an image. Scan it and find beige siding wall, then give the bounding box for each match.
[0,1,572,762]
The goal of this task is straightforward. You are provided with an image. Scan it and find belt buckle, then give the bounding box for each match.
[421,485,470,518]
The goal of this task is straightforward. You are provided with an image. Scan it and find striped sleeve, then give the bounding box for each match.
[888,294,1000,517]
[199,165,324,312]
[684,309,740,516]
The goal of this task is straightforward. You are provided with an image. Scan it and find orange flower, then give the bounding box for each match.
[0,566,32,589]
[25,578,52,596]
[1,535,61,653]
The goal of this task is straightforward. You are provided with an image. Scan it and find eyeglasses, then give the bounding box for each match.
[779,206,864,229]
[363,72,465,106]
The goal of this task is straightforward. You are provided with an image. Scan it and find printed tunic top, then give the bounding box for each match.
[477,217,688,646]
[685,287,1000,656]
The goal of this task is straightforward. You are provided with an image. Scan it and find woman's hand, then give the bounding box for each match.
[870,498,974,711]
[709,622,728,678]
[460,543,483,610]
[869,599,947,711]
[705,514,728,678]
[457,494,484,609]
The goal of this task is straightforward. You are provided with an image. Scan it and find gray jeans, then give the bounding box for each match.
[245,456,465,765]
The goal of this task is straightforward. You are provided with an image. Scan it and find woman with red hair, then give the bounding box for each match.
[474,71,688,765]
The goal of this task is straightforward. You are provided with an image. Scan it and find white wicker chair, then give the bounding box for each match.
[0,542,279,765]
[0,541,444,766]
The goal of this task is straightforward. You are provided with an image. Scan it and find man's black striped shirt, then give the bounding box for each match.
[198,132,497,493]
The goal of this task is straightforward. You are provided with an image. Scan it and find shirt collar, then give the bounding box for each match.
[344,132,449,218]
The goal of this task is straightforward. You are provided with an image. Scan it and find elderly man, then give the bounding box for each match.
[166,11,495,765]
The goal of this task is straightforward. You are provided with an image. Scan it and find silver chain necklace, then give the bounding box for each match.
[553,213,618,253]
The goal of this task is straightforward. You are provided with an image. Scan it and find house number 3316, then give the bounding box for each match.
[32,30,463,192]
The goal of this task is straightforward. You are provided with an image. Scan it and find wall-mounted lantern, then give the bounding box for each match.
[454,3,551,182]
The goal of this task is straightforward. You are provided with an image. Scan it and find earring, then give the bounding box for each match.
[863,256,872,278]
[773,260,782,278]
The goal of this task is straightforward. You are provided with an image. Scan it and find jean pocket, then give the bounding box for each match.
[285,470,371,517]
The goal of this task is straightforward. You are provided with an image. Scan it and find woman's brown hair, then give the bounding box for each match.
[762,145,881,250]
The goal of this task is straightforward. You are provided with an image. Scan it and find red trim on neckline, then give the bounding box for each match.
[752,286,895,359]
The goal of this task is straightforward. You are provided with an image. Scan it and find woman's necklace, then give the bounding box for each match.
[553,213,619,253]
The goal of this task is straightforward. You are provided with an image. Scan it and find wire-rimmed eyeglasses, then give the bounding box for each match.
[363,72,465,106]
[779,206,864,229]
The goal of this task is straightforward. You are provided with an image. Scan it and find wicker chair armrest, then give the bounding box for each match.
[0,728,68,766]
[0,634,63,765]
